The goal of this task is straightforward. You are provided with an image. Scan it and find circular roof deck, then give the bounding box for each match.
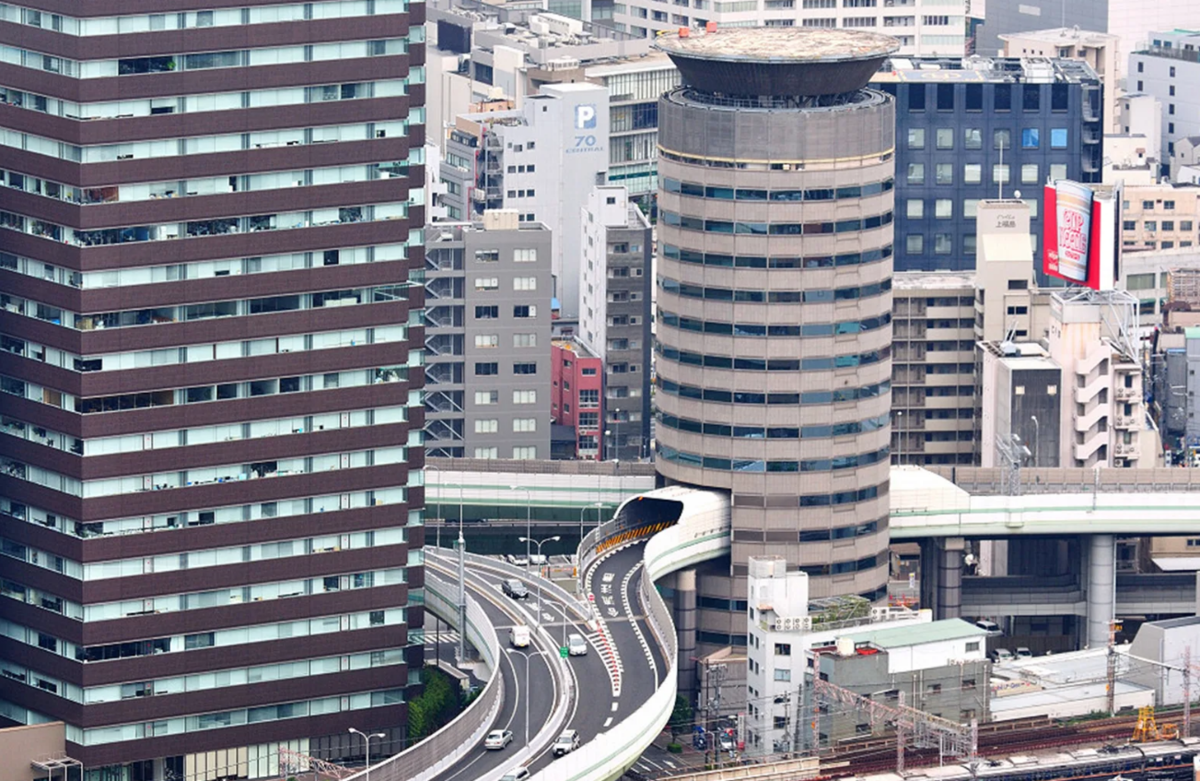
[654,27,900,98]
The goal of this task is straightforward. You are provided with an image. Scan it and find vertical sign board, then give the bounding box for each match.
[1043,180,1122,291]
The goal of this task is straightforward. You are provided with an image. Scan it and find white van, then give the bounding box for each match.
[509,625,531,648]
[975,619,1001,634]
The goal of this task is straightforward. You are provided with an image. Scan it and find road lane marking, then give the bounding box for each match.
[611,702,619,712]
[604,717,613,727]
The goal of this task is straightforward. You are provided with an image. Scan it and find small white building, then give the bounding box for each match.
[989,646,1155,721]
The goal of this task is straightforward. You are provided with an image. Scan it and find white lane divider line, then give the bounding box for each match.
[584,549,624,697]
[621,561,658,682]
[604,717,613,727]
[611,702,619,712]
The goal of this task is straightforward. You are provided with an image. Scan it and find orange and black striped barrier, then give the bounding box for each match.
[594,521,674,555]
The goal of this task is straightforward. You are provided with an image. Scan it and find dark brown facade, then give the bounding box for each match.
[0,2,426,779]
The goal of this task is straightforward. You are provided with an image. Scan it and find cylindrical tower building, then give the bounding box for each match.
[654,28,898,650]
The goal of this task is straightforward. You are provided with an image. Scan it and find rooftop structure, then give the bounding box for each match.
[655,27,899,98]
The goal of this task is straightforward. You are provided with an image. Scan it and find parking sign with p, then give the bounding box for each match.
[575,104,597,129]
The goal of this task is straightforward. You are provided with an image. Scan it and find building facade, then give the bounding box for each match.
[654,28,897,653]
[424,212,553,459]
[874,57,1103,273]
[440,82,610,317]
[1130,31,1200,168]
[0,2,427,779]
[610,1,979,57]
[550,340,605,459]
[580,185,652,461]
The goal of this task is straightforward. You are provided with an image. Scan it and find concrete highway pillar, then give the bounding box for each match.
[936,537,965,620]
[675,568,698,699]
[1087,533,1116,649]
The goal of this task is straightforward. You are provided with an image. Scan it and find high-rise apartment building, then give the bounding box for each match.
[424,212,553,459]
[1130,31,1200,166]
[579,185,652,461]
[654,27,896,653]
[875,56,1102,273]
[612,1,979,56]
[0,3,426,779]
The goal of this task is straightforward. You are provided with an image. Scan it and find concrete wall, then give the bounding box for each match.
[0,722,71,781]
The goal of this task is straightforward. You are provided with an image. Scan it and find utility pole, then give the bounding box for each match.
[455,529,466,664]
[1106,619,1118,717]
[812,653,822,759]
[896,690,905,775]
[1185,646,1193,739]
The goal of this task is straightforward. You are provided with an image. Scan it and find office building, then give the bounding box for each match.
[999,28,1121,133]
[1120,184,1200,253]
[424,212,554,460]
[874,56,1103,273]
[654,27,898,655]
[975,0,1200,78]
[0,3,426,778]
[1130,31,1200,169]
[550,340,605,459]
[580,186,652,461]
[610,1,980,57]
[440,82,610,316]
[743,556,990,755]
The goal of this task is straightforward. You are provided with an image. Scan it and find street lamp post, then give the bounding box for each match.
[1030,415,1039,468]
[510,485,532,570]
[348,728,386,781]
[578,500,605,543]
[505,648,548,745]
[519,535,560,626]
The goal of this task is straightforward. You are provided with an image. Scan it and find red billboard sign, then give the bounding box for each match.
[1043,181,1121,291]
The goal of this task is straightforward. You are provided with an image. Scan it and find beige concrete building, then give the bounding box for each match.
[0,723,78,781]
[1000,28,1122,134]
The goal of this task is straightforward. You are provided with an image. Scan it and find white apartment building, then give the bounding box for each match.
[1129,31,1200,167]
[611,0,979,56]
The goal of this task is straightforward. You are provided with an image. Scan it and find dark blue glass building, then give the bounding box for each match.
[873,57,1103,273]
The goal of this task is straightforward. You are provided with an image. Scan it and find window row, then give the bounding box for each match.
[656,443,890,474]
[659,309,891,337]
[0,201,412,247]
[473,390,539,405]
[0,160,410,206]
[656,342,891,374]
[663,176,894,201]
[0,0,410,36]
[0,38,412,79]
[1,321,412,374]
[659,148,892,172]
[473,418,539,434]
[473,446,539,460]
[905,161,1066,186]
[657,375,891,406]
[473,276,539,291]
[0,241,412,290]
[0,114,423,164]
[661,209,894,236]
[1,365,419,417]
[906,126,1069,151]
[1,445,410,498]
[657,411,890,440]
[0,493,421,541]
[0,78,410,122]
[0,607,407,666]
[1,405,408,458]
[661,243,892,270]
[659,276,891,304]
[64,686,406,746]
[6,285,409,334]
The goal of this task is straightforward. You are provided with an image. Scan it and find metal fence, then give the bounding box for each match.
[928,466,1200,495]
[428,456,657,478]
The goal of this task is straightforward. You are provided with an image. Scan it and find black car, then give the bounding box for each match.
[502,578,528,599]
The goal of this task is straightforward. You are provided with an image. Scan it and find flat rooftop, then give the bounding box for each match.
[847,618,988,648]
[655,27,899,64]
[894,271,974,290]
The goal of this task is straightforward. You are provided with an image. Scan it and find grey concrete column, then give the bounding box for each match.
[1087,533,1116,649]
[937,537,965,620]
[675,568,698,699]
[919,539,939,616]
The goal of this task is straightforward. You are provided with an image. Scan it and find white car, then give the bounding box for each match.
[509,625,531,648]
[501,768,530,781]
[568,633,588,657]
[1015,647,1033,659]
[485,729,513,750]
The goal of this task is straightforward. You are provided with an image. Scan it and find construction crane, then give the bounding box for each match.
[1131,706,1179,743]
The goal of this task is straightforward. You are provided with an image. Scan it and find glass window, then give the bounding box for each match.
[1050,128,1068,149]
[907,163,924,185]
[963,199,979,218]
[964,128,982,150]
[906,234,924,254]
[1050,163,1067,180]
[906,199,924,218]
[1021,163,1039,184]
[935,164,953,185]
[936,128,954,149]
[963,164,982,184]
[907,128,925,149]
[934,234,952,254]
[935,199,953,219]
[993,164,1010,184]
[994,129,1012,150]
[1021,128,1040,149]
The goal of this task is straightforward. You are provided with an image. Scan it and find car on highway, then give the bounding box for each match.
[509,625,531,648]
[500,767,530,781]
[502,578,529,600]
[553,729,580,757]
[485,730,514,750]
[567,633,588,656]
